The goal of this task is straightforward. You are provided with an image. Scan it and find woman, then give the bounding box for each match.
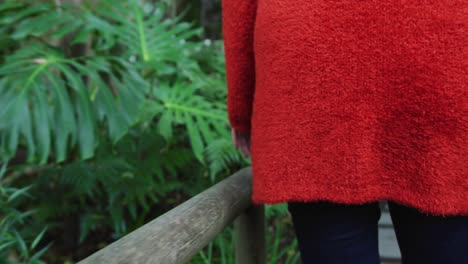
[222,1,467,264]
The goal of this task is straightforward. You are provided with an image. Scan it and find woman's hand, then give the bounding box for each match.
[231,128,251,157]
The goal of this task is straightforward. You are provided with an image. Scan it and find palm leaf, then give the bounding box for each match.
[0,43,148,163]
[152,80,228,164]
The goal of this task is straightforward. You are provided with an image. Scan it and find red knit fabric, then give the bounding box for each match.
[222,0,467,216]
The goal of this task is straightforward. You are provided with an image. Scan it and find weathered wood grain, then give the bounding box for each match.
[78,167,256,264]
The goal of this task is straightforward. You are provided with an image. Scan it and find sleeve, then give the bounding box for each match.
[221,0,258,133]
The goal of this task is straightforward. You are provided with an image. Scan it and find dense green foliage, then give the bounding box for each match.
[0,1,298,263]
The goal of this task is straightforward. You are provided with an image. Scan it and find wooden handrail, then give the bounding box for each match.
[78,166,266,264]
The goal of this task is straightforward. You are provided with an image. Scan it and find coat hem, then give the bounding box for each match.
[251,192,468,217]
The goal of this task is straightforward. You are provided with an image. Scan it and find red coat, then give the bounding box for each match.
[222,0,467,216]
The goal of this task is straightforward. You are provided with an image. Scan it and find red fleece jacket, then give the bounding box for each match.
[222,0,467,216]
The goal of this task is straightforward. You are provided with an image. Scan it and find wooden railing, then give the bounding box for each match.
[78,166,266,264]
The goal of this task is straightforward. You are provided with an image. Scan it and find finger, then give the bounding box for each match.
[240,137,249,157]
[245,143,251,157]
[242,146,249,157]
[231,129,238,148]
[243,134,251,157]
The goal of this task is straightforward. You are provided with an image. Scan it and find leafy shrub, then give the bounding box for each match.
[0,0,251,262]
[0,163,51,264]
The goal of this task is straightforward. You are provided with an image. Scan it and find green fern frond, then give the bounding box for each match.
[95,0,203,70]
[205,138,246,183]
[152,80,228,164]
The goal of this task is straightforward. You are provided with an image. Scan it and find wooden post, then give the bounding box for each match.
[234,204,266,264]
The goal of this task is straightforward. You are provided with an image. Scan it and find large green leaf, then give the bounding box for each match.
[0,45,147,163]
[154,81,227,164]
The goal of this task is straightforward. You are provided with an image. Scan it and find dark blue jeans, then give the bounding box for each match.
[287,200,468,264]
